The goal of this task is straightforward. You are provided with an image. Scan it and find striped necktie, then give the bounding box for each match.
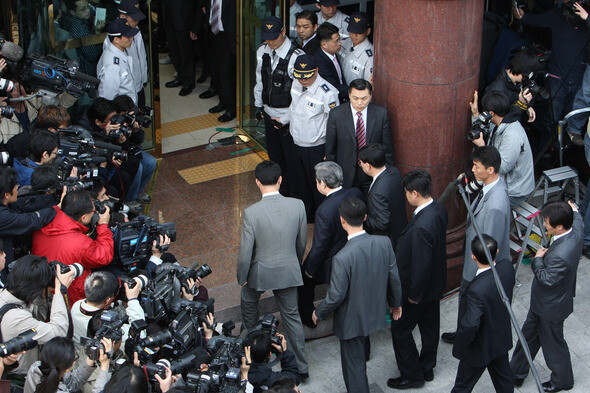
[210,0,221,35]
[356,111,366,164]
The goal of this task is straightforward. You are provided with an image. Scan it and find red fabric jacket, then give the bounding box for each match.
[32,206,114,305]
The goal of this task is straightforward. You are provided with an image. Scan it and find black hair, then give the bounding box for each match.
[401,169,431,198]
[540,201,574,230]
[508,48,540,76]
[84,271,119,304]
[471,234,498,265]
[348,78,373,94]
[104,364,148,393]
[87,97,116,125]
[358,143,386,168]
[270,378,298,391]
[6,255,52,304]
[245,330,272,363]
[316,22,339,42]
[61,190,94,221]
[89,178,106,200]
[471,146,501,174]
[28,130,59,163]
[31,165,59,191]
[296,10,318,25]
[255,160,281,186]
[481,90,511,118]
[0,166,18,203]
[338,196,366,227]
[113,95,135,113]
[87,312,107,338]
[37,105,70,130]
[34,337,76,393]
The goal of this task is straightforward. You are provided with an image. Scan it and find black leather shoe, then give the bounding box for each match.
[423,369,434,382]
[165,79,182,88]
[542,381,572,392]
[209,104,225,113]
[196,72,209,84]
[218,112,236,122]
[199,87,218,99]
[514,378,525,387]
[387,378,425,390]
[179,85,195,96]
[441,331,456,344]
[298,372,309,381]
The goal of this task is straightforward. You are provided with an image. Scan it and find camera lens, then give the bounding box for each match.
[196,264,212,279]
[70,263,84,278]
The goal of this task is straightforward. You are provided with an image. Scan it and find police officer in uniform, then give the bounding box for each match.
[254,16,304,197]
[97,18,140,103]
[316,0,349,39]
[338,12,373,84]
[272,54,339,219]
[116,0,148,106]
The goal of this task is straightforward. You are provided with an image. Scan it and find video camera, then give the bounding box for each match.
[467,112,492,141]
[155,263,212,295]
[56,126,127,164]
[20,54,100,98]
[81,310,129,361]
[0,329,38,357]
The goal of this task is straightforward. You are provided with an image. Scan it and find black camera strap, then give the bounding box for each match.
[0,304,22,342]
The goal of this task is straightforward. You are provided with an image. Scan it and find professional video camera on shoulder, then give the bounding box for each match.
[56,125,128,162]
[20,53,100,98]
[467,112,492,141]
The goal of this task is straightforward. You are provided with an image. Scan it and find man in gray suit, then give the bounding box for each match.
[312,196,402,393]
[442,146,511,344]
[237,160,309,378]
[511,201,583,392]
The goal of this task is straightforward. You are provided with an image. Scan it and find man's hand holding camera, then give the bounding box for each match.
[201,313,215,339]
[97,205,110,226]
[575,2,589,20]
[151,234,171,259]
[54,267,75,295]
[124,277,143,300]
[272,333,288,354]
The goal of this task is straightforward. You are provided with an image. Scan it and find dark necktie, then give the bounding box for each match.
[356,111,366,164]
[472,191,483,211]
[302,87,307,92]
[350,47,354,52]
[272,50,276,58]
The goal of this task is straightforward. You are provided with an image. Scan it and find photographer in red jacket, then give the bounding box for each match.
[32,190,113,305]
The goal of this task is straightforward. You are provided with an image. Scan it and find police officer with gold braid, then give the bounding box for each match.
[273,54,339,220]
[254,16,304,196]
[339,12,373,84]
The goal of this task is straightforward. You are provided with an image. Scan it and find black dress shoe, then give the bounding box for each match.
[196,72,209,84]
[387,378,425,390]
[441,331,456,344]
[218,112,236,122]
[179,85,195,96]
[199,87,218,99]
[209,104,225,113]
[514,377,525,387]
[298,372,309,381]
[165,79,182,88]
[423,369,434,382]
[542,381,572,392]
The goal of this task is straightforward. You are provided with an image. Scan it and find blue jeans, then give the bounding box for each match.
[126,151,157,201]
[566,64,590,136]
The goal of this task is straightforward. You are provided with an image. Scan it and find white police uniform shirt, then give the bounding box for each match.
[317,10,350,39]
[279,75,339,147]
[102,32,147,94]
[289,2,304,40]
[338,37,373,83]
[97,39,139,104]
[253,37,304,118]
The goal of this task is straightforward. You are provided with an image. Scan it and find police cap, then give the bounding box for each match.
[347,12,369,34]
[261,16,283,41]
[293,54,318,79]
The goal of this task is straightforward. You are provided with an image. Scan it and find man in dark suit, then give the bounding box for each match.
[191,0,236,122]
[163,0,198,96]
[298,161,363,327]
[451,235,516,393]
[295,10,320,55]
[359,144,407,249]
[325,79,394,194]
[312,196,402,393]
[313,22,348,101]
[442,146,511,345]
[388,170,448,390]
[510,201,583,392]
[237,161,308,378]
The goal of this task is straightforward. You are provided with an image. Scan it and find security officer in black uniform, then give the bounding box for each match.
[253,16,304,196]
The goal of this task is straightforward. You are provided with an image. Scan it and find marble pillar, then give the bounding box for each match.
[373,0,484,290]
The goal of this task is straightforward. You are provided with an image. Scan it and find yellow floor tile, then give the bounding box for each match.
[178,153,263,185]
[161,118,199,138]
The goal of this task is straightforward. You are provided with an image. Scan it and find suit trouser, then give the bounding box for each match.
[208,31,236,114]
[264,116,294,196]
[340,335,370,393]
[164,16,195,86]
[297,266,320,321]
[391,299,440,382]
[451,354,514,393]
[241,285,308,373]
[510,310,573,389]
[291,144,325,219]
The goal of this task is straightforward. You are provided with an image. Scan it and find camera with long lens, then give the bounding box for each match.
[154,263,212,295]
[0,329,38,357]
[467,112,492,141]
[20,54,100,98]
[143,349,200,382]
[81,310,129,361]
[48,261,84,285]
[0,105,15,119]
[120,274,148,290]
[521,71,549,100]
[94,198,115,215]
[0,78,14,93]
[134,106,153,128]
[108,114,133,140]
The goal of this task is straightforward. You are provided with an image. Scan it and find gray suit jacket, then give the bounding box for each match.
[530,211,583,322]
[236,194,307,291]
[315,233,402,340]
[463,178,511,282]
